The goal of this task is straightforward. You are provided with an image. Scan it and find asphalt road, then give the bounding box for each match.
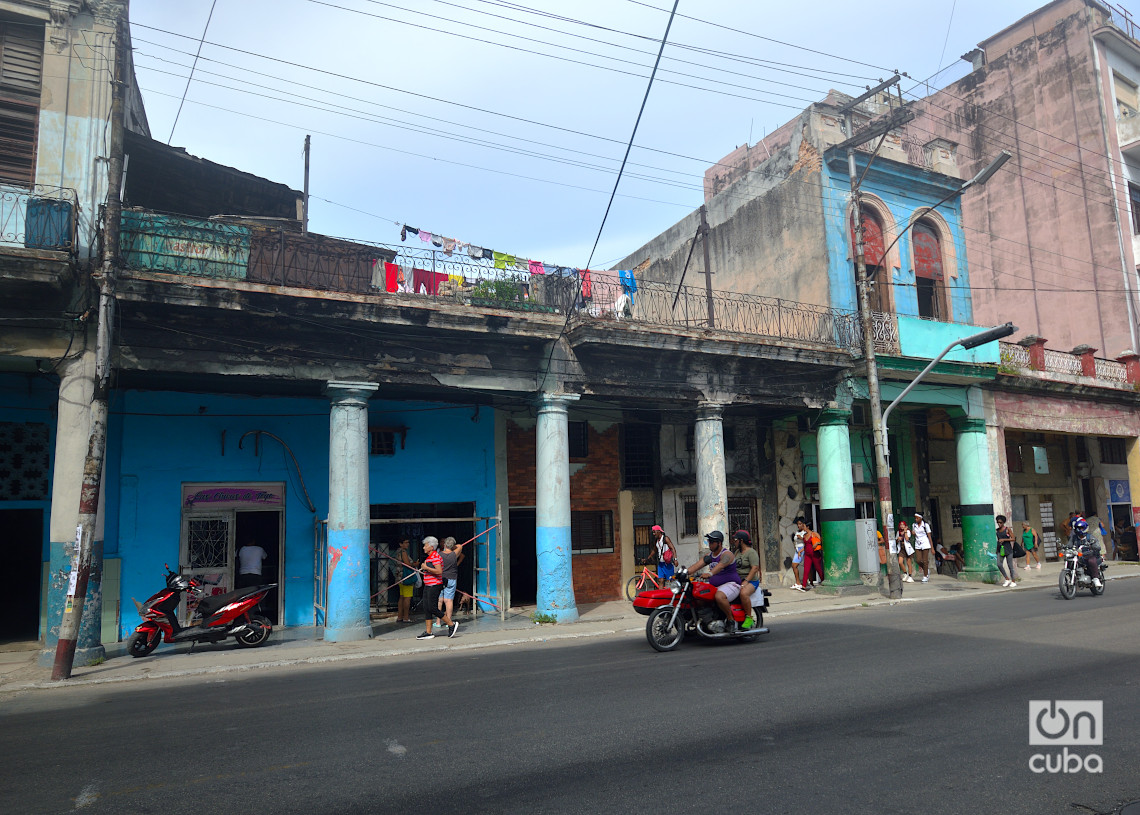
[2,581,1138,815]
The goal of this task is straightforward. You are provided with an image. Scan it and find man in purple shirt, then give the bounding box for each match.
[689,530,741,630]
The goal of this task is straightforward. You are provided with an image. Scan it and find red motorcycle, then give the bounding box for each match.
[126,565,275,657]
[633,566,770,651]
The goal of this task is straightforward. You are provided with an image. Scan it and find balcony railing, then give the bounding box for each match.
[999,340,1133,388]
[118,218,864,353]
[1,184,79,252]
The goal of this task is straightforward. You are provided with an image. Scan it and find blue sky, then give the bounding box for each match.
[129,0,1062,270]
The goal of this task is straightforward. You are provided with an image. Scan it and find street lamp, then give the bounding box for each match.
[854,151,1012,600]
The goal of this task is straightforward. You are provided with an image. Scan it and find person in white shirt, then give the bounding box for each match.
[236,542,268,589]
[912,512,933,582]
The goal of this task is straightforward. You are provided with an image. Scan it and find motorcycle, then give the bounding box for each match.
[633,566,770,652]
[1058,543,1107,600]
[126,565,275,657]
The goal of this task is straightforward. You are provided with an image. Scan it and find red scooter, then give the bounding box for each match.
[126,565,274,657]
[633,566,770,651]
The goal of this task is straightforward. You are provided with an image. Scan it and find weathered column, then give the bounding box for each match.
[535,393,579,622]
[952,416,999,582]
[816,408,862,591]
[695,401,729,536]
[40,350,105,666]
[324,381,378,641]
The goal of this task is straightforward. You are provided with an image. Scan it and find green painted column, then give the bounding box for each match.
[952,416,999,582]
[816,408,861,591]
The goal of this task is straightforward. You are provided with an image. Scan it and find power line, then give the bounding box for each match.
[166,0,216,144]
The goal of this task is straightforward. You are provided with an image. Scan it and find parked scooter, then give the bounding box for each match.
[633,566,770,651]
[1058,543,1108,600]
[127,565,274,657]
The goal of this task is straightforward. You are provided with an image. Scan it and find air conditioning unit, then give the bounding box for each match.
[852,463,865,482]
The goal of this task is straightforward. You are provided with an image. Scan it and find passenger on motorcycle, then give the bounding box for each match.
[689,531,742,630]
[1069,518,1103,588]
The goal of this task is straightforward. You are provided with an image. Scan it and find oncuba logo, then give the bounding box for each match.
[1028,701,1103,774]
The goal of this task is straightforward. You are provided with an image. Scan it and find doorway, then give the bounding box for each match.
[235,510,281,624]
[509,508,537,605]
[0,508,43,642]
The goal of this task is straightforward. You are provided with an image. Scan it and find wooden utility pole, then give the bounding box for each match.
[52,3,128,680]
[303,134,310,234]
[699,205,715,328]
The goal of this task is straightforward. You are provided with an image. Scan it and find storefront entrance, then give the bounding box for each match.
[180,483,284,625]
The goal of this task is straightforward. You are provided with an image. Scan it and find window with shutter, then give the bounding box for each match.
[0,19,44,187]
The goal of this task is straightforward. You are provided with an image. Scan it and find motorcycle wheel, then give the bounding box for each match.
[1090,581,1105,596]
[646,607,684,652]
[126,630,158,658]
[235,615,272,648]
[1058,569,1077,600]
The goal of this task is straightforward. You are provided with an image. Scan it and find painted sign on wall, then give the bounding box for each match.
[183,484,283,509]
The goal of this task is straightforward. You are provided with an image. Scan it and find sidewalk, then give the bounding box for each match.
[3,559,1134,694]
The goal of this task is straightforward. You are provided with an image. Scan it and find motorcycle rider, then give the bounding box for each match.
[688,530,742,630]
[1069,517,1103,588]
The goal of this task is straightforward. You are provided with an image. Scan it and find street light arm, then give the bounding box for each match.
[881,322,1016,429]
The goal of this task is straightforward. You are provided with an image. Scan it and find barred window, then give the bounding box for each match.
[682,494,698,537]
[1099,437,1127,466]
[571,511,613,554]
[623,423,656,489]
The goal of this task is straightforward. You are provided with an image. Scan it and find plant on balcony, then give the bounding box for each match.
[470,278,521,303]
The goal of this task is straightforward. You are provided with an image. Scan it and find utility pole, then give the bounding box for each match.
[837,77,905,599]
[52,4,127,680]
[302,134,310,235]
[699,205,715,328]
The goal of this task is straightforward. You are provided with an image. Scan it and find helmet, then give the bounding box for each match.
[733,529,751,543]
[704,530,725,544]
[1074,518,1089,534]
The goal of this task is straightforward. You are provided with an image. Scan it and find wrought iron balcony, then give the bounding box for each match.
[0,184,79,252]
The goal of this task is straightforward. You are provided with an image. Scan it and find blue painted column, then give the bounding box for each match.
[324,381,378,641]
[695,401,729,536]
[952,416,999,582]
[535,392,579,623]
[40,351,105,666]
[816,408,862,591]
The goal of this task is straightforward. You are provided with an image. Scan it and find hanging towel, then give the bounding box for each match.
[481,247,493,260]
[412,267,433,294]
[448,274,465,286]
[528,260,546,276]
[384,262,400,293]
[579,270,592,299]
[493,251,515,270]
[468,244,484,259]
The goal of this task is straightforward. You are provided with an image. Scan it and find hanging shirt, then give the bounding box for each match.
[383,262,399,293]
[618,268,637,294]
[529,259,546,276]
[579,270,592,299]
[493,251,515,270]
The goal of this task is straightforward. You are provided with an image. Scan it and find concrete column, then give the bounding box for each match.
[324,381,378,641]
[1126,436,1140,534]
[695,401,728,536]
[41,350,105,665]
[535,393,579,622]
[952,416,999,582]
[816,408,862,591]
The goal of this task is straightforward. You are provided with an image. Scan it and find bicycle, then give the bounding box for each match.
[625,564,679,601]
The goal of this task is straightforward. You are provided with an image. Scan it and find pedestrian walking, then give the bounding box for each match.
[417,537,455,639]
[437,537,465,637]
[1020,522,1041,569]
[793,516,823,591]
[995,515,1018,587]
[912,512,933,582]
[894,520,915,582]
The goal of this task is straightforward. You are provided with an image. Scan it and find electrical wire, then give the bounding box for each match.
[166,0,216,144]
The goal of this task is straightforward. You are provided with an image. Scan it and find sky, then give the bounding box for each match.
[128,0,1071,272]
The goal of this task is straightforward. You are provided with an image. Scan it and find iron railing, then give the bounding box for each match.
[0,184,79,252]
[1106,3,1138,41]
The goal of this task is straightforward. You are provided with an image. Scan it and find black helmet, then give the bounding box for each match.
[704,530,725,544]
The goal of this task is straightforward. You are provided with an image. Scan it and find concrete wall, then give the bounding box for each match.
[107,390,497,635]
[615,111,833,310]
[912,0,1138,357]
[897,316,1000,364]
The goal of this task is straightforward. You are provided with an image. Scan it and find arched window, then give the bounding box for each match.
[912,221,947,320]
[850,210,888,312]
